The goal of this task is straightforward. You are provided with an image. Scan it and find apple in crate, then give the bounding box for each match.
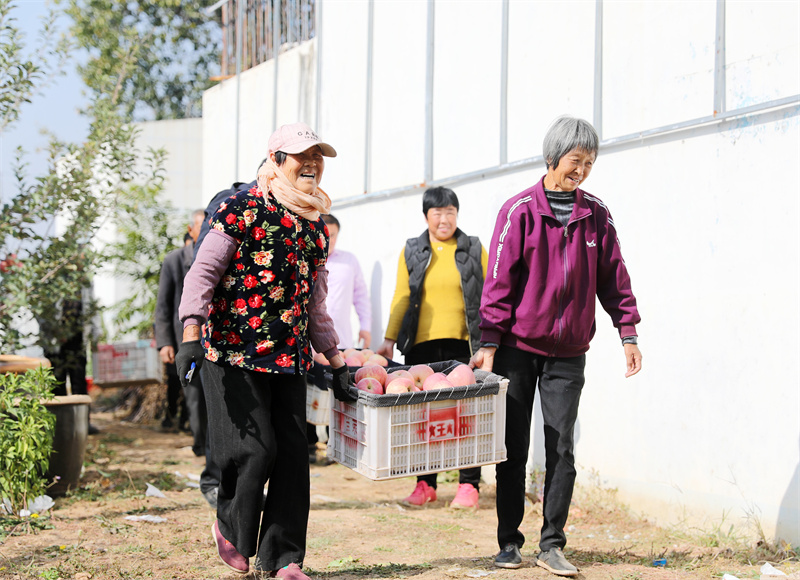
[354,364,388,386]
[366,353,389,367]
[344,355,363,367]
[446,363,476,387]
[408,364,434,389]
[387,369,413,382]
[356,377,384,394]
[422,372,453,391]
[385,377,414,393]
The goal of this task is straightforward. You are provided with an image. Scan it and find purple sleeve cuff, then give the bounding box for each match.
[322,347,340,361]
[480,329,504,345]
[619,324,638,338]
[183,316,204,329]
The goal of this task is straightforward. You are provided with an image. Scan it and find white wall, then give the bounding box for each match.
[93,118,204,341]
[201,0,800,544]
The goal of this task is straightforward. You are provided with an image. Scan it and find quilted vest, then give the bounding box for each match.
[396,228,483,356]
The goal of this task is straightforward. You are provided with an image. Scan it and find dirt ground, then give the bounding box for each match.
[1,408,797,580]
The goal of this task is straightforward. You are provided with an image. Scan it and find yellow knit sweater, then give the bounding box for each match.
[385,236,488,346]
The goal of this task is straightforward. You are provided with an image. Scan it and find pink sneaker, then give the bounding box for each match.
[403,480,437,507]
[450,483,479,509]
[211,520,249,574]
[275,563,310,579]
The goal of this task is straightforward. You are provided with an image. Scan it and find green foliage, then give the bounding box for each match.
[62,0,220,120]
[0,0,72,131]
[0,367,57,515]
[0,95,175,348]
[102,147,184,339]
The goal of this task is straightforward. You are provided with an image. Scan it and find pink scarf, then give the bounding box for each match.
[257,159,331,221]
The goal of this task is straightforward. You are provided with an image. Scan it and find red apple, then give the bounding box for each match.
[387,369,414,383]
[354,364,388,386]
[360,348,375,359]
[356,377,384,394]
[408,364,434,389]
[422,372,453,391]
[344,355,363,367]
[385,377,414,393]
[446,363,476,387]
[366,353,389,367]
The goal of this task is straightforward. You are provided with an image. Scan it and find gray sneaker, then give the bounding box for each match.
[494,543,522,569]
[536,548,578,577]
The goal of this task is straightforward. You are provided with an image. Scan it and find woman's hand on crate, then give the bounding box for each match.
[330,364,357,402]
[376,339,395,359]
[469,346,496,372]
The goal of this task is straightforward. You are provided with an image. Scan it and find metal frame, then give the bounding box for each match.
[333,0,799,209]
[209,0,799,203]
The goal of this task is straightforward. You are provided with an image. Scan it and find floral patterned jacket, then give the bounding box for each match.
[202,185,329,374]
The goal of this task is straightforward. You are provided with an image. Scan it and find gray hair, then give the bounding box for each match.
[191,208,205,221]
[543,116,599,169]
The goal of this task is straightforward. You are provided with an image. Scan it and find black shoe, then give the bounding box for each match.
[494,543,522,569]
[202,487,218,509]
[88,424,100,435]
[536,548,578,577]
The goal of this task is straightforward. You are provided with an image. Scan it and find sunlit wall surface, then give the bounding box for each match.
[201,0,799,544]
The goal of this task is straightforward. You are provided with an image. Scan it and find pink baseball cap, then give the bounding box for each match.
[268,122,337,157]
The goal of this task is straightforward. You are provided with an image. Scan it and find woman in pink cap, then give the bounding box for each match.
[176,123,355,579]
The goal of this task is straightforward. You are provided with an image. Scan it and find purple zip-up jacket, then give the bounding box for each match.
[479,176,640,358]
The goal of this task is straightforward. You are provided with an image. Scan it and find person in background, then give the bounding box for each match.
[471,116,642,577]
[39,291,99,434]
[306,213,371,464]
[377,186,487,510]
[176,122,353,579]
[155,210,205,443]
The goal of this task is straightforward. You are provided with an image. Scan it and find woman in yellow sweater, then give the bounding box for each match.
[377,187,488,509]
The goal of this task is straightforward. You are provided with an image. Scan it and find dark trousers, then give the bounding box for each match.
[165,364,188,426]
[44,341,87,397]
[197,366,221,494]
[405,339,481,490]
[203,362,309,572]
[184,381,207,455]
[493,346,585,551]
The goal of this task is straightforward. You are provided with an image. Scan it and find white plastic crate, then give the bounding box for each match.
[327,367,508,481]
[306,383,331,426]
[91,340,161,387]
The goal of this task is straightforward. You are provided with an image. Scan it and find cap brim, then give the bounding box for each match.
[282,141,337,158]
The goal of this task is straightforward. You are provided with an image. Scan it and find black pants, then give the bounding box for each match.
[203,361,309,571]
[493,346,585,551]
[197,366,221,494]
[184,380,207,456]
[44,341,86,397]
[165,364,189,426]
[405,339,481,490]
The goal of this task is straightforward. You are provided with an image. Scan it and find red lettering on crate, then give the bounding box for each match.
[339,412,359,440]
[428,407,458,442]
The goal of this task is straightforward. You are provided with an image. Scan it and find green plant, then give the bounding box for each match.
[0,367,57,515]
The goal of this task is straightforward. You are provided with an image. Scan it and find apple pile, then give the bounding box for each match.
[354,363,477,395]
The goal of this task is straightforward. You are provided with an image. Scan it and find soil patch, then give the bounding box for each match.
[0,411,796,580]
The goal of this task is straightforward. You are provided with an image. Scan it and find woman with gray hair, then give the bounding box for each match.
[471,116,642,576]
